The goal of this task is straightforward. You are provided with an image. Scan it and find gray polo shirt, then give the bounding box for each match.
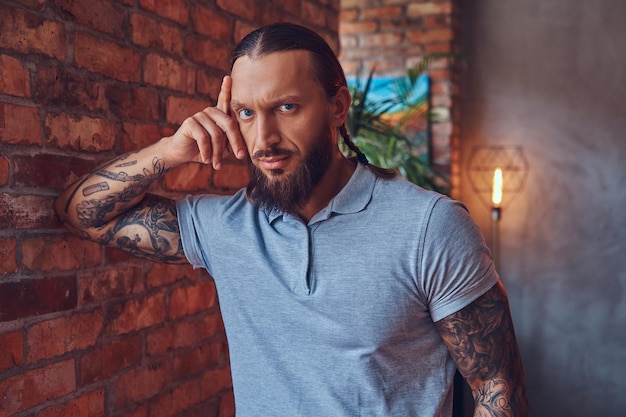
[177,163,498,417]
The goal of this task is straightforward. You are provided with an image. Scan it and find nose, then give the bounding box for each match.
[254,114,280,151]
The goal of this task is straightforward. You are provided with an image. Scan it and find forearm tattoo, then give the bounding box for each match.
[76,156,166,228]
[68,154,185,263]
[436,284,528,417]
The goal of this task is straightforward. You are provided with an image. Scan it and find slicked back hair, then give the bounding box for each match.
[231,22,396,179]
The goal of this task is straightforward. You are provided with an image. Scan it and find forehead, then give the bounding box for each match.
[230,50,322,103]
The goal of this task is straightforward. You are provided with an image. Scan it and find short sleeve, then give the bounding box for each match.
[418,197,499,322]
[176,195,211,270]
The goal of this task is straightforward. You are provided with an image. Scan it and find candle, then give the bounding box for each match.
[492,168,503,207]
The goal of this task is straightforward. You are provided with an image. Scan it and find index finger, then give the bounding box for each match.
[217,75,232,114]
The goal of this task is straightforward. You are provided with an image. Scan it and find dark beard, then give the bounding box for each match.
[246,131,333,216]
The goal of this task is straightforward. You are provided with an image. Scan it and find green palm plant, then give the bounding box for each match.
[346,54,450,194]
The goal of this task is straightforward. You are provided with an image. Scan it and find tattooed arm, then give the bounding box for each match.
[435,281,529,417]
[54,76,246,263]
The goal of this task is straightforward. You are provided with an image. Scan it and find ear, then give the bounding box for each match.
[329,86,352,128]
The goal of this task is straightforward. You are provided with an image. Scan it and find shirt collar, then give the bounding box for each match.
[265,163,376,224]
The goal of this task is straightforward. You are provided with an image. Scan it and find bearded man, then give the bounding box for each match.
[55,22,527,417]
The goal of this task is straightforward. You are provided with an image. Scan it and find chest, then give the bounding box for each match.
[209,213,430,347]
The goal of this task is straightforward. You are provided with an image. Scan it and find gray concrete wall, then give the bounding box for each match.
[458,0,626,415]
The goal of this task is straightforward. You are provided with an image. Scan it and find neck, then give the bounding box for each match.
[296,152,356,222]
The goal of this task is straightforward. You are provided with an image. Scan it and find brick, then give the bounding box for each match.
[51,0,125,38]
[218,389,235,417]
[79,336,141,385]
[362,5,403,20]
[106,292,166,335]
[0,54,31,97]
[130,13,183,55]
[201,366,232,398]
[426,42,453,54]
[193,6,233,43]
[0,155,8,186]
[20,236,101,271]
[144,54,196,93]
[339,9,358,22]
[73,32,141,82]
[212,162,249,191]
[147,321,199,357]
[360,32,403,48]
[121,123,164,153]
[0,193,59,230]
[339,20,378,35]
[139,0,189,26]
[407,2,452,17]
[196,312,225,341]
[0,102,42,145]
[302,1,326,27]
[429,68,451,81]
[172,342,225,380]
[0,330,23,372]
[34,63,108,112]
[27,309,103,362]
[0,359,75,415]
[38,389,105,417]
[254,3,284,27]
[78,266,144,305]
[216,0,255,21]
[166,96,212,126]
[169,281,217,319]
[424,15,452,28]
[233,21,256,44]
[149,380,202,417]
[161,162,212,193]
[45,113,117,152]
[196,70,223,98]
[12,154,97,190]
[406,28,453,45]
[107,84,161,121]
[119,404,147,417]
[0,6,67,60]
[184,36,231,73]
[114,361,170,408]
[0,237,17,275]
[273,0,301,16]
[146,262,200,288]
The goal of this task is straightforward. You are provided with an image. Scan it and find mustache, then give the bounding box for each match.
[252,148,293,160]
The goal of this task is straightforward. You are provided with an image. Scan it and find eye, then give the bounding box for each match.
[237,108,254,120]
[278,103,297,112]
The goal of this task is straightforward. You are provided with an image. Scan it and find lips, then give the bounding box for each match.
[258,155,290,171]
[253,148,294,172]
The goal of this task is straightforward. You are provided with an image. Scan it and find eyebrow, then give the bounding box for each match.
[230,95,304,110]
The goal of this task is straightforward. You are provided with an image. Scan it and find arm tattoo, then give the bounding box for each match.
[83,182,109,196]
[76,157,167,228]
[70,155,185,263]
[99,195,184,263]
[435,283,528,417]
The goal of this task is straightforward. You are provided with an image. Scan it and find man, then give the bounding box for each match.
[55,23,527,417]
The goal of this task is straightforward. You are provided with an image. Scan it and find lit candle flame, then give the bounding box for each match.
[492,168,503,207]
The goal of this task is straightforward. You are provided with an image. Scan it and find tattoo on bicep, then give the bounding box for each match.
[100,196,184,262]
[436,283,527,416]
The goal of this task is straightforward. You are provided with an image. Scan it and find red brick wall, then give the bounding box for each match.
[338,0,459,182]
[0,1,339,416]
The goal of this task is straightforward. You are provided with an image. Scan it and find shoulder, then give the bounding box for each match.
[176,189,251,220]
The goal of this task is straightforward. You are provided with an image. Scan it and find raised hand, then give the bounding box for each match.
[165,76,247,169]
